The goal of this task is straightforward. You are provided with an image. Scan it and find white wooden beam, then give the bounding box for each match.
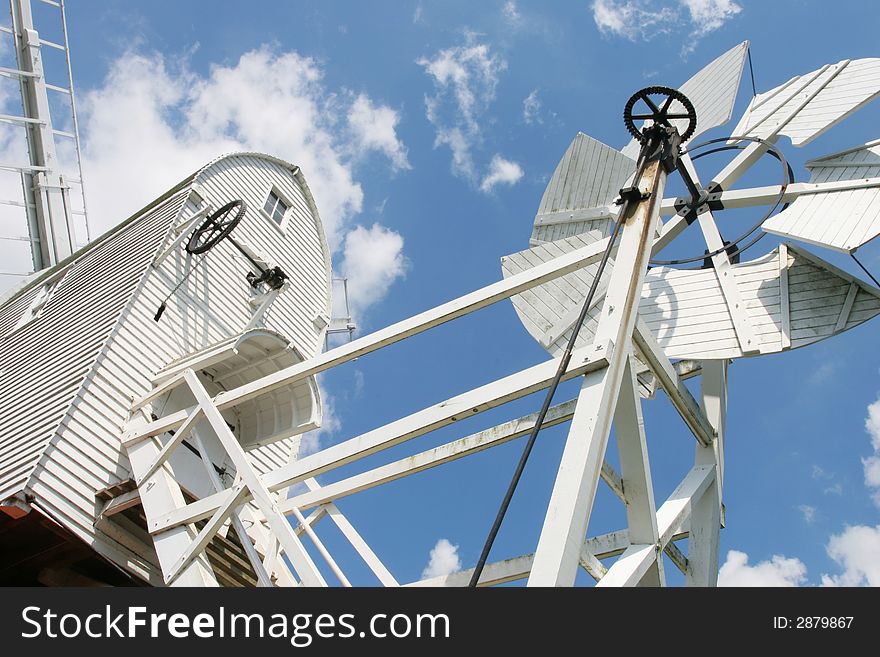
[835,283,858,332]
[529,156,668,587]
[125,211,699,446]
[614,355,664,586]
[659,178,880,216]
[165,482,248,585]
[686,361,726,586]
[680,153,761,356]
[125,413,219,587]
[779,244,791,350]
[135,407,203,486]
[318,494,399,587]
[282,400,579,512]
[183,371,328,587]
[579,544,608,582]
[191,431,274,588]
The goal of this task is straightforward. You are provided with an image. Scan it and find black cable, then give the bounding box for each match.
[468,143,654,587]
[154,253,207,321]
[851,252,880,288]
[747,48,757,98]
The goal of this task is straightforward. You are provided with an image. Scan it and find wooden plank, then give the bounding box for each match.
[613,356,664,586]
[835,282,859,332]
[529,157,667,587]
[633,318,715,447]
[779,244,791,350]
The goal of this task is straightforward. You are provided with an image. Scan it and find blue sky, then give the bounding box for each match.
[3,0,880,586]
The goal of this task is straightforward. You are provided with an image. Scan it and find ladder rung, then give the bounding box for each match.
[37,0,62,7]
[45,83,71,95]
[71,210,86,216]
[39,38,66,51]
[0,66,37,79]
[0,163,48,172]
[0,26,12,35]
[0,235,39,244]
[52,128,75,138]
[0,271,34,277]
[0,114,44,126]
[0,199,35,208]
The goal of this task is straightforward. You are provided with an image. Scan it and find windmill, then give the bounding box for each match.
[1,40,878,587]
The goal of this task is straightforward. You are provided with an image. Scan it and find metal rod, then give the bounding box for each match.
[851,252,880,288]
[468,140,655,587]
[747,48,757,98]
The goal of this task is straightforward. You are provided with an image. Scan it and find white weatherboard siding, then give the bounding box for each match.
[0,153,332,582]
[762,139,880,253]
[0,189,188,507]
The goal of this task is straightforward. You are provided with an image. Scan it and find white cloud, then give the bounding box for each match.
[71,46,410,321]
[863,396,880,508]
[522,89,542,124]
[718,550,808,587]
[503,1,521,22]
[418,36,512,191]
[591,0,677,40]
[590,1,740,51]
[820,524,880,587]
[347,93,410,172]
[480,154,524,192]
[422,538,461,579]
[339,223,407,317]
[680,0,742,37]
[798,505,816,525]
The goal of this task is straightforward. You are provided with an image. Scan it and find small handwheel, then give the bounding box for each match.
[624,86,697,143]
[186,199,246,254]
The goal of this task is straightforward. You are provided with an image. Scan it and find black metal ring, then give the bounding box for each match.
[623,86,697,143]
[649,135,792,267]
[186,199,246,255]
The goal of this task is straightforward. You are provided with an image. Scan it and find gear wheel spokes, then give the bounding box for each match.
[623,85,697,143]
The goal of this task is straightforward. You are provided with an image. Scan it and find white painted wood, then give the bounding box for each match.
[680,153,761,355]
[154,342,611,546]
[686,361,726,587]
[763,141,880,253]
[191,431,274,587]
[633,318,714,446]
[614,356,664,586]
[733,59,880,146]
[533,132,635,244]
[622,41,749,158]
[578,544,608,582]
[0,152,334,584]
[779,244,792,349]
[529,158,667,586]
[835,283,859,332]
[283,400,579,512]
[183,370,327,586]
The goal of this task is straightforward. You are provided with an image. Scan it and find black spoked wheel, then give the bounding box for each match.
[623,86,697,143]
[186,199,246,254]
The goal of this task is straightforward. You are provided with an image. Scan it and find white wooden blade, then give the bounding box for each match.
[642,244,880,360]
[623,41,750,158]
[762,139,880,253]
[502,232,614,357]
[532,132,635,244]
[731,58,880,146]
[504,238,880,361]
